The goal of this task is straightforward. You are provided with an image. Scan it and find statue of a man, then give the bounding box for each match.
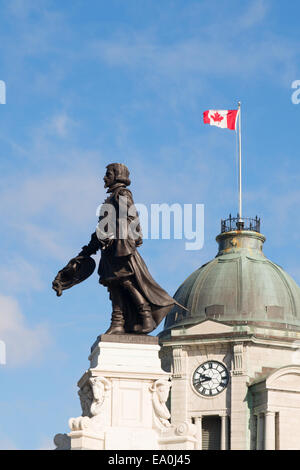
[52,163,177,335]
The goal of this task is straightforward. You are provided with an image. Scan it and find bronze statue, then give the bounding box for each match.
[52,163,177,335]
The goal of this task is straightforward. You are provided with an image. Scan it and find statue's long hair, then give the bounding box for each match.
[107,163,131,186]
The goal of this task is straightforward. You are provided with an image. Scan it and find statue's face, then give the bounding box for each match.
[103,168,115,188]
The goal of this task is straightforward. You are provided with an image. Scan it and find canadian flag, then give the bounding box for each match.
[203,109,239,130]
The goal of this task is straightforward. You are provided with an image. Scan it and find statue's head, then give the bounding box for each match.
[104,163,131,188]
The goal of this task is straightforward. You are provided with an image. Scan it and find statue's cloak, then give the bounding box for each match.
[99,249,175,331]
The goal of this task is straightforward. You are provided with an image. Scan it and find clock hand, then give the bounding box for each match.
[195,374,211,384]
[200,375,211,383]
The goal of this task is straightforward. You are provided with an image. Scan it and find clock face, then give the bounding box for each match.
[192,361,229,397]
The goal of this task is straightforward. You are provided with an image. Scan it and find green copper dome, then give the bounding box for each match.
[164,228,300,331]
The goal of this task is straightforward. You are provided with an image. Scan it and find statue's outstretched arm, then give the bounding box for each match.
[52,232,101,297]
[78,232,102,256]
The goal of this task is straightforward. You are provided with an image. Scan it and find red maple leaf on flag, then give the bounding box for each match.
[211,112,224,122]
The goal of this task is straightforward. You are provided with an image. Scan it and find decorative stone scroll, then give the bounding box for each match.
[149,379,172,431]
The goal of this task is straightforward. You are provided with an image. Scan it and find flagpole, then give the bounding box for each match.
[238,101,242,221]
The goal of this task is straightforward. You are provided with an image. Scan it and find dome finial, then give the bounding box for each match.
[221,215,261,233]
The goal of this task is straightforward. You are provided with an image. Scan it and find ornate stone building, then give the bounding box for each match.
[160,217,300,450]
[54,216,300,451]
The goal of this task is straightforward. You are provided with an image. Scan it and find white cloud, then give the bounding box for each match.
[0,155,105,260]
[92,33,297,86]
[89,1,297,92]
[36,436,55,450]
[49,113,77,138]
[0,294,51,367]
[7,0,46,19]
[34,112,79,139]
[5,0,66,57]
[0,256,44,293]
[21,224,70,261]
[0,437,18,450]
[203,0,269,35]
[237,0,268,30]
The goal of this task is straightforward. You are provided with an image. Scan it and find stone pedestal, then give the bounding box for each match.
[54,334,197,450]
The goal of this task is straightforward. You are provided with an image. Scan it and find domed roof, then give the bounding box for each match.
[164,228,300,331]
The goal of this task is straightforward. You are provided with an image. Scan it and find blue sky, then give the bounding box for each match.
[0,0,300,449]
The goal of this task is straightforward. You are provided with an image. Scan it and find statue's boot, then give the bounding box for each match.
[105,310,125,335]
[106,284,125,334]
[121,278,156,334]
[134,305,156,334]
